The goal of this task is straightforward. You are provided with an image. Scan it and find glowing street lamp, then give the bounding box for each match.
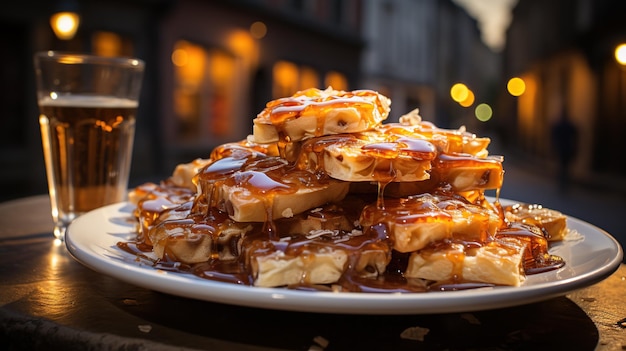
[50,11,80,40]
[50,0,80,40]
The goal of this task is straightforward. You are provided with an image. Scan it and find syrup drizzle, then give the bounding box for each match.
[119,95,565,292]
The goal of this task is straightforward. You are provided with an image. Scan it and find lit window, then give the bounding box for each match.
[172,40,235,141]
[299,66,319,90]
[324,71,348,91]
[92,31,132,57]
[272,61,347,97]
[273,61,299,98]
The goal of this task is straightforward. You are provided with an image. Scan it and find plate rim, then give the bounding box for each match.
[65,200,624,315]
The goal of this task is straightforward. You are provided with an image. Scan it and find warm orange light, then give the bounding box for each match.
[507,77,526,96]
[325,71,348,91]
[228,30,255,57]
[300,67,319,90]
[92,31,122,57]
[172,41,206,88]
[50,12,80,40]
[250,21,267,39]
[171,48,189,67]
[227,29,259,67]
[450,83,469,102]
[273,61,299,98]
[210,51,234,85]
[615,44,626,66]
[459,89,475,107]
[517,74,537,135]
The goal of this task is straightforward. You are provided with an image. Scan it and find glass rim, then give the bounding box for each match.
[34,50,145,69]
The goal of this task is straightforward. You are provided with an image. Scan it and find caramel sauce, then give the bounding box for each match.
[120,185,564,293]
[361,136,436,160]
[258,89,386,128]
[496,222,565,274]
[119,90,566,293]
[361,194,453,228]
[135,184,195,245]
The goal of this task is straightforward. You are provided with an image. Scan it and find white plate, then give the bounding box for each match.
[65,200,623,315]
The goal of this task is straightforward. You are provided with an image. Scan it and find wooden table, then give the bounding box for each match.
[1,195,625,350]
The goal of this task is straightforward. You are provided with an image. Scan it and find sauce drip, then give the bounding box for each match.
[119,189,565,293]
[120,96,566,293]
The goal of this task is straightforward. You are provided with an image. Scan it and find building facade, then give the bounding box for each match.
[359,0,500,130]
[502,0,626,184]
[0,0,490,200]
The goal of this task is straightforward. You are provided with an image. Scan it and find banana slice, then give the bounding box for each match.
[252,87,391,143]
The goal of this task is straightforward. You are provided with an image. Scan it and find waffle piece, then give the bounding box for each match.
[148,199,389,286]
[496,222,565,274]
[248,241,349,287]
[252,87,391,143]
[244,222,390,288]
[405,239,526,286]
[148,210,257,264]
[293,116,501,186]
[211,138,276,159]
[195,152,350,223]
[132,182,196,245]
[170,139,287,191]
[129,182,160,206]
[374,114,502,192]
[171,159,211,190]
[503,203,568,241]
[359,193,504,253]
[296,130,437,183]
[396,109,491,157]
[348,154,503,198]
[274,198,365,236]
[430,154,504,192]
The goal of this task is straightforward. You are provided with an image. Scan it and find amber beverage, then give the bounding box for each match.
[35,52,144,240]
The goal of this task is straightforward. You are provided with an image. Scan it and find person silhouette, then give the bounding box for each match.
[551,110,578,193]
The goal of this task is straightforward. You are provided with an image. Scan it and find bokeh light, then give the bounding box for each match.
[50,12,80,40]
[459,89,475,107]
[507,77,526,96]
[615,43,626,65]
[475,103,492,122]
[171,48,189,67]
[250,21,267,39]
[450,83,469,102]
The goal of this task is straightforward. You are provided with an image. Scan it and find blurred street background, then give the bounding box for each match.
[0,0,624,255]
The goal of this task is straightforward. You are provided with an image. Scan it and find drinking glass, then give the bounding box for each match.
[34,51,145,241]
